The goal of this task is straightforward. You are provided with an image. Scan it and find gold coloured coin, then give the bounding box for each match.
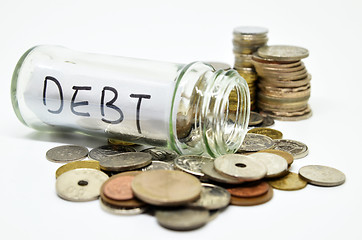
[248,127,283,140]
[55,160,100,178]
[268,172,307,190]
[107,138,135,146]
[131,170,202,206]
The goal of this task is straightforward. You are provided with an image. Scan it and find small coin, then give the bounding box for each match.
[100,199,146,215]
[89,145,136,161]
[103,175,135,201]
[141,161,174,171]
[248,127,283,139]
[230,187,273,206]
[56,168,109,202]
[249,112,264,126]
[272,139,308,159]
[141,147,179,162]
[46,145,89,163]
[258,45,309,61]
[132,170,202,206]
[227,181,270,198]
[239,133,274,152]
[188,183,231,210]
[258,149,294,166]
[99,152,152,171]
[174,155,214,177]
[155,208,210,231]
[248,152,288,178]
[256,115,275,127]
[55,160,100,178]
[201,161,245,185]
[214,154,267,181]
[299,165,346,187]
[107,139,135,146]
[268,172,307,190]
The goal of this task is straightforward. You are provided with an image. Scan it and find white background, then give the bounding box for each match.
[1,0,361,239]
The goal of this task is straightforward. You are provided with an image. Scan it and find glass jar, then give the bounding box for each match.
[11,45,250,157]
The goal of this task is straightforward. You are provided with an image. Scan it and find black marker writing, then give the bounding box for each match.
[101,86,124,124]
[130,94,151,134]
[43,76,64,114]
[71,86,91,117]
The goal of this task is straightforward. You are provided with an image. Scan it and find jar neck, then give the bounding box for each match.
[171,62,250,157]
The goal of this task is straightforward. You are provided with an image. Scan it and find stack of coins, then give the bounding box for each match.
[232,26,269,110]
[253,45,312,120]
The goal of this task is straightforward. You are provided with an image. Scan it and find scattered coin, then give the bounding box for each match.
[56,168,109,202]
[188,183,231,210]
[268,172,307,190]
[214,154,267,181]
[230,187,273,206]
[249,112,264,126]
[89,145,136,161]
[132,170,202,206]
[174,155,214,177]
[103,175,135,201]
[272,139,308,159]
[100,199,147,215]
[141,161,174,171]
[55,160,100,178]
[155,208,210,231]
[99,152,152,171]
[248,127,282,140]
[257,45,309,62]
[248,152,288,178]
[201,161,245,184]
[239,133,274,152]
[141,147,179,162]
[258,149,294,166]
[299,165,346,187]
[227,181,270,198]
[46,145,89,163]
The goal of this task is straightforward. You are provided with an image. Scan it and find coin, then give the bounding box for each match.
[100,199,146,215]
[102,175,135,201]
[155,208,210,231]
[248,127,283,139]
[141,161,174,171]
[99,152,152,171]
[272,139,308,159]
[249,111,264,126]
[46,145,89,163]
[214,154,267,181]
[89,145,136,161]
[201,161,245,185]
[107,138,135,146]
[248,152,288,178]
[227,181,270,198]
[174,155,214,177]
[56,168,109,201]
[233,26,268,35]
[256,115,275,127]
[141,147,179,162]
[188,183,231,210]
[239,133,274,152]
[132,170,202,206]
[268,172,307,190]
[55,160,100,178]
[258,149,294,166]
[258,45,309,61]
[230,187,273,206]
[299,165,346,187]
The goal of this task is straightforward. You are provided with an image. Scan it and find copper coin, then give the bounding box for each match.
[103,175,135,201]
[227,182,270,198]
[230,187,273,206]
[259,149,294,166]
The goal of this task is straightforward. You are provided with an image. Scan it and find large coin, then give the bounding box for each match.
[201,162,245,185]
[174,155,214,177]
[299,165,345,187]
[268,172,307,190]
[188,183,231,210]
[272,139,308,159]
[239,133,274,152]
[214,154,267,181]
[46,145,89,163]
[258,45,309,61]
[56,168,109,201]
[248,152,288,178]
[89,145,135,161]
[99,152,152,171]
[248,127,283,139]
[131,170,202,206]
[55,160,100,178]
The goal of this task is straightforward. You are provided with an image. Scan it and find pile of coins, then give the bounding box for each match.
[48,132,345,231]
[232,26,269,110]
[253,45,312,120]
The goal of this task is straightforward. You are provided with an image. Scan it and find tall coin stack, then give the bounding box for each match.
[253,45,312,120]
[232,26,269,110]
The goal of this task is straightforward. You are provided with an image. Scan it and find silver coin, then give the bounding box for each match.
[89,145,136,161]
[239,133,274,152]
[201,162,244,185]
[141,147,179,162]
[46,145,89,163]
[56,168,109,201]
[214,154,267,181]
[272,139,308,159]
[155,208,210,231]
[258,45,309,61]
[174,155,214,177]
[99,152,152,171]
[249,112,264,126]
[299,165,346,187]
[248,152,288,178]
[141,161,174,171]
[188,183,230,210]
[100,199,146,215]
[233,26,268,35]
[257,115,275,127]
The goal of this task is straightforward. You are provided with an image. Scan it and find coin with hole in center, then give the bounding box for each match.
[56,168,109,201]
[46,145,89,163]
[201,162,245,185]
[299,165,345,187]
